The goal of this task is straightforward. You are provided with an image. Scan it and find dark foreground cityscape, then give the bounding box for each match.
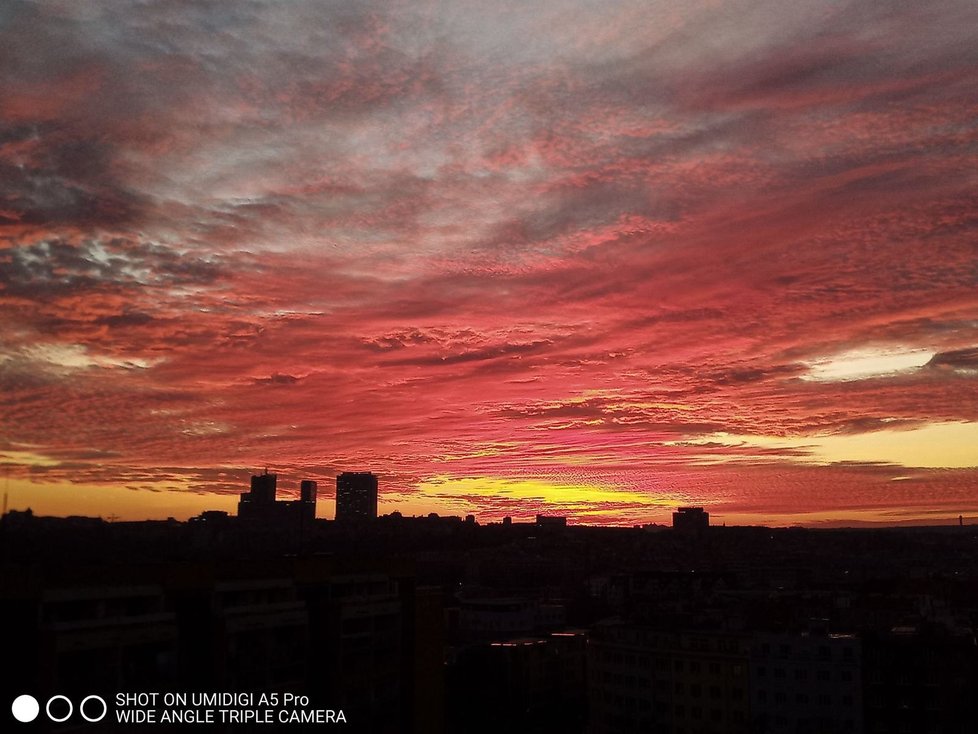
[2,472,977,733]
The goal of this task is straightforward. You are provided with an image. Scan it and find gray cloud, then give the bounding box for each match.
[0,238,224,298]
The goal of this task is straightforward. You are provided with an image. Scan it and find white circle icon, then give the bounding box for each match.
[80,696,107,723]
[46,695,73,723]
[11,695,40,723]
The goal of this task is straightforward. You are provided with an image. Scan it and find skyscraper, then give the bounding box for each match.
[250,471,277,503]
[238,470,277,518]
[299,479,317,522]
[335,472,378,523]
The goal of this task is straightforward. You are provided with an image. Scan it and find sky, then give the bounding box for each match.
[1,0,977,526]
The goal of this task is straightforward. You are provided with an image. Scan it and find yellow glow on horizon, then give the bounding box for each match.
[715,508,973,528]
[417,475,655,507]
[3,478,238,521]
[693,421,978,469]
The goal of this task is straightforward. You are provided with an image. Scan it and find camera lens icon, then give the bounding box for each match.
[46,696,73,723]
[11,695,107,723]
[80,695,108,723]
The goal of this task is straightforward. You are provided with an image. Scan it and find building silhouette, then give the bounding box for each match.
[238,471,278,519]
[301,479,317,504]
[673,506,710,533]
[335,472,378,523]
[536,515,567,527]
[238,470,317,523]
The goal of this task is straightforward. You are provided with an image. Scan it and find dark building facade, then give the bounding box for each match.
[336,472,379,523]
[448,631,587,733]
[750,631,862,733]
[588,623,751,734]
[862,626,977,734]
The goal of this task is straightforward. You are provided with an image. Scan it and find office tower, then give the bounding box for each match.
[335,472,378,522]
[250,471,277,504]
[299,479,317,522]
[238,471,277,519]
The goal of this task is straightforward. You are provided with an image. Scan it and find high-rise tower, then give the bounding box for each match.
[335,472,378,523]
[238,470,277,518]
[299,479,317,521]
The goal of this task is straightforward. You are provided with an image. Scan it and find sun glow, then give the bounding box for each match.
[417,475,657,515]
[690,422,978,469]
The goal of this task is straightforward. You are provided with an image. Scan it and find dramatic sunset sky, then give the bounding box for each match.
[2,0,977,525]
